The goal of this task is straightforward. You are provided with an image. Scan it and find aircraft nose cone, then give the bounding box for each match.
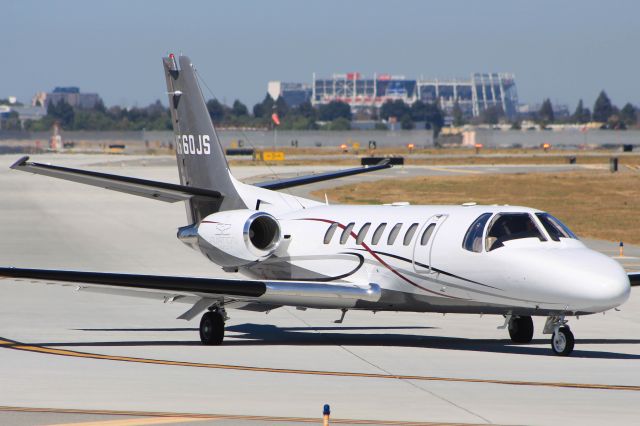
[586,262,630,310]
[565,250,630,312]
[513,248,631,313]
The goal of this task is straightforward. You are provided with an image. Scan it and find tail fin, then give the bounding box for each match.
[162,54,246,223]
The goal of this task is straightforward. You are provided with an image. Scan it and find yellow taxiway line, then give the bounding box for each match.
[49,417,211,426]
[0,406,478,425]
[0,337,638,393]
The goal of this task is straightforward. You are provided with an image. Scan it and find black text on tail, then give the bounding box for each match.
[162,54,246,223]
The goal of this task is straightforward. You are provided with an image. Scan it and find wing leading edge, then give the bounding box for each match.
[10,156,223,203]
[0,267,381,309]
[255,161,392,190]
[11,156,392,197]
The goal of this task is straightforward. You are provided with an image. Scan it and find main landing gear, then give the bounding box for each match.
[199,307,227,345]
[544,315,574,356]
[508,315,534,343]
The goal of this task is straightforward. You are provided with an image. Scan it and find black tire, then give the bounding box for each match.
[200,311,225,345]
[508,316,534,343]
[550,326,574,356]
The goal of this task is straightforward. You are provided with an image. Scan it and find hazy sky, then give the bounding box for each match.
[5,0,639,110]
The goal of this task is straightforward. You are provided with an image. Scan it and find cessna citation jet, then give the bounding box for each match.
[3,55,638,356]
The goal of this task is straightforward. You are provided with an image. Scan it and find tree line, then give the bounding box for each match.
[208,95,445,133]
[535,91,637,129]
[18,93,444,133]
[13,89,637,132]
[24,99,172,132]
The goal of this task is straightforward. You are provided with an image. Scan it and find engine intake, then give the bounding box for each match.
[244,212,281,256]
[196,210,281,267]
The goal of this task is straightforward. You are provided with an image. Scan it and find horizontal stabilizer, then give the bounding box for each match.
[10,156,223,204]
[255,161,392,191]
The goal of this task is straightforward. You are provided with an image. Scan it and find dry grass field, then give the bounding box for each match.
[313,170,640,244]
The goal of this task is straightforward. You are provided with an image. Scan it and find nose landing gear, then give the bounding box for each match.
[199,306,227,345]
[551,326,575,356]
[544,316,574,356]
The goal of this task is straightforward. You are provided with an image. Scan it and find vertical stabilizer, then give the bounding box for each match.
[163,54,246,224]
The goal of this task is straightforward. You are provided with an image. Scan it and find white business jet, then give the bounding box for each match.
[3,55,637,356]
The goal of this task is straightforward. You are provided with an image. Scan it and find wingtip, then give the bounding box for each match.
[10,156,29,170]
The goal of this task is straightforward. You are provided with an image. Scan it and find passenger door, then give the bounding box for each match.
[412,214,448,274]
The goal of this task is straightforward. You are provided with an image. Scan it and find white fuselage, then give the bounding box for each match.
[194,178,630,316]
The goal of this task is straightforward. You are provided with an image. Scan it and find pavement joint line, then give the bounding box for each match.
[1,336,638,393]
[0,406,485,425]
[282,308,492,424]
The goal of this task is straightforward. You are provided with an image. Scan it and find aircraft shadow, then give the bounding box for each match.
[29,323,640,359]
[75,325,433,332]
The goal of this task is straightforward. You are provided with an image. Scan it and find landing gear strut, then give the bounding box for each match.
[544,316,574,356]
[508,316,534,343]
[200,307,227,345]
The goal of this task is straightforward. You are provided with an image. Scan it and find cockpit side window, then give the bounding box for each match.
[485,213,546,251]
[462,213,492,253]
[535,213,578,241]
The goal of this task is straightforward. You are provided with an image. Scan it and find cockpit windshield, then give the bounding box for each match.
[486,213,546,251]
[535,213,578,241]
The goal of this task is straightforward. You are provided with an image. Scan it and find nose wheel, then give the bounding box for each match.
[550,326,574,356]
[200,309,226,345]
[544,316,575,356]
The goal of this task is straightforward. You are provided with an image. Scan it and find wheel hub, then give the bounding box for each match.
[553,332,566,352]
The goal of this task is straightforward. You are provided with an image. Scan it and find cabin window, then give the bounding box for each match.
[462,213,492,253]
[323,223,338,244]
[371,223,387,245]
[485,213,546,251]
[356,223,371,245]
[387,223,402,245]
[340,222,355,245]
[535,213,578,241]
[420,223,436,246]
[403,223,419,246]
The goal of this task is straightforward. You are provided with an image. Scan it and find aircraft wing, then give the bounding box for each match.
[0,267,381,319]
[10,156,223,203]
[255,161,392,190]
[629,272,640,287]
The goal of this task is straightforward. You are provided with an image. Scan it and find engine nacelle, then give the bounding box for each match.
[197,209,281,267]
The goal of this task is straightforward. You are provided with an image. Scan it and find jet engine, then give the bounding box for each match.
[196,209,282,267]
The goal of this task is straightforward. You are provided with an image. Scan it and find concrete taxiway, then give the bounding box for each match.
[0,154,638,426]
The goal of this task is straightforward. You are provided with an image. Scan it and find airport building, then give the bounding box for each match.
[267,82,312,108]
[32,87,102,110]
[270,72,519,120]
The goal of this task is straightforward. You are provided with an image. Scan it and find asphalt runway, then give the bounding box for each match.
[0,154,638,426]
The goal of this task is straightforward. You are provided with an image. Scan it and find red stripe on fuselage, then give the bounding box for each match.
[302,218,461,299]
